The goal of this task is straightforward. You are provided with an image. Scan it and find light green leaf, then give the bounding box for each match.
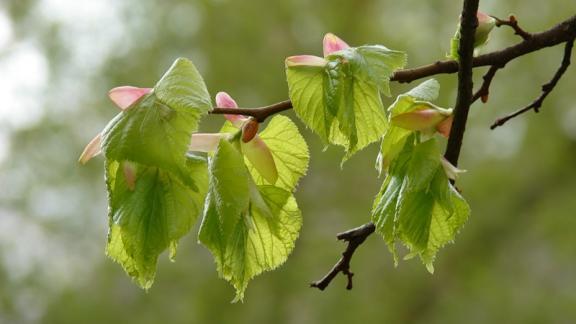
[397,189,435,252]
[371,138,470,271]
[388,79,440,117]
[209,139,251,230]
[377,79,446,174]
[285,65,333,142]
[372,138,415,261]
[376,125,412,174]
[421,175,470,269]
[105,155,208,289]
[199,184,301,302]
[286,45,406,159]
[355,45,408,96]
[199,139,303,301]
[154,58,212,112]
[403,138,442,192]
[102,58,211,178]
[404,79,440,102]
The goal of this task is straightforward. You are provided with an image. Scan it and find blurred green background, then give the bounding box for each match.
[1,0,576,323]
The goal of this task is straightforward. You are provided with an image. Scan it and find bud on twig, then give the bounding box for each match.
[241,119,259,143]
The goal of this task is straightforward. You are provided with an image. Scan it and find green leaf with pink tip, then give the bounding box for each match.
[102,58,212,178]
[372,137,470,272]
[377,79,451,174]
[286,40,406,160]
[96,58,213,290]
[199,139,302,302]
[105,155,208,289]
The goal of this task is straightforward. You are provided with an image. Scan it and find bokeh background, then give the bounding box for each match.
[1,0,576,323]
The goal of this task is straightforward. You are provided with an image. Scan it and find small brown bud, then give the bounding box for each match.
[241,119,259,143]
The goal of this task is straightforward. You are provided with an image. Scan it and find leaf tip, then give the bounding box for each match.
[78,133,102,164]
[108,86,152,110]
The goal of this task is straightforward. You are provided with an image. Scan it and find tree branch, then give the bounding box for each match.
[210,99,292,122]
[208,15,576,122]
[443,0,480,166]
[310,222,375,291]
[490,39,574,129]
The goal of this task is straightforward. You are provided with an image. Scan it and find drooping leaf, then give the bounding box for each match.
[421,172,470,271]
[403,138,442,192]
[209,140,251,230]
[100,58,212,289]
[371,138,470,271]
[372,137,415,262]
[105,155,208,289]
[199,139,302,301]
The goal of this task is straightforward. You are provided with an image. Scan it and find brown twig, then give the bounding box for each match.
[490,39,574,129]
[210,100,292,123]
[209,15,576,122]
[472,65,502,103]
[310,222,375,291]
[443,0,480,166]
[492,14,532,40]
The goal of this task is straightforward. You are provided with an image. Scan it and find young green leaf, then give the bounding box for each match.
[286,34,407,160]
[372,138,470,271]
[199,139,302,302]
[105,155,209,289]
[377,79,451,174]
[102,58,212,178]
[91,58,213,289]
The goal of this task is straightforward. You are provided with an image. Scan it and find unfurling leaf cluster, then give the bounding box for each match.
[81,31,471,300]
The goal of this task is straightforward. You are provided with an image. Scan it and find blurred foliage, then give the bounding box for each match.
[1,0,576,323]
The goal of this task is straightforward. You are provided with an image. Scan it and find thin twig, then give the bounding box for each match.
[490,39,574,129]
[472,65,502,103]
[492,14,532,40]
[310,222,375,291]
[443,0,480,166]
